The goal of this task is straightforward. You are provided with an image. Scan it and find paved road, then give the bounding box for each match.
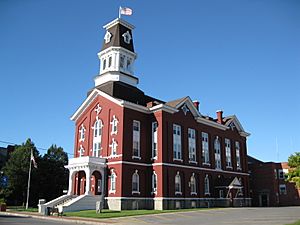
[0,207,300,225]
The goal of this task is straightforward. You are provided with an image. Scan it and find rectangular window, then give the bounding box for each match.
[202,132,210,164]
[173,124,182,160]
[274,169,278,179]
[225,138,232,168]
[278,169,284,179]
[235,141,241,169]
[279,184,287,195]
[132,120,140,158]
[152,122,158,159]
[188,128,196,162]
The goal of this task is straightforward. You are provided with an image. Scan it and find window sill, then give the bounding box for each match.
[109,190,116,194]
[151,156,158,161]
[202,163,211,166]
[110,131,118,136]
[151,191,157,195]
[204,193,210,196]
[226,166,233,170]
[215,168,223,171]
[237,167,242,171]
[132,156,141,160]
[189,161,198,164]
[191,192,197,196]
[175,192,182,195]
[132,191,140,195]
[173,158,183,162]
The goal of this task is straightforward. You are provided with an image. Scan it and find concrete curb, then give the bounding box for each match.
[0,211,113,225]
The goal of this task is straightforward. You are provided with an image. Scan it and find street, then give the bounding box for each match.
[0,207,300,225]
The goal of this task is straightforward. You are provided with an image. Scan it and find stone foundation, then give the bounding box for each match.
[106,197,252,210]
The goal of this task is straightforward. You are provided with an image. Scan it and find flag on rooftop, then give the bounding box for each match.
[120,7,133,16]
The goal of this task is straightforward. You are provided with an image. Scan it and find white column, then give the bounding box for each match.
[67,170,75,195]
[85,168,92,195]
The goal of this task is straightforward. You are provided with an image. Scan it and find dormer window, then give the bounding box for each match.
[104,31,112,43]
[122,31,132,44]
[182,104,190,115]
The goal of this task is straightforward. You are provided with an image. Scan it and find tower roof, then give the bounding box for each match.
[101,18,135,52]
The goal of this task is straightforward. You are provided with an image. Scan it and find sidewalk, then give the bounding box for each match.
[0,210,117,225]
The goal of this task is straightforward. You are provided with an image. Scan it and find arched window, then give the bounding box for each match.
[109,138,118,156]
[79,124,86,142]
[109,170,116,194]
[152,171,157,193]
[190,173,197,195]
[110,115,118,135]
[132,170,140,194]
[214,137,221,169]
[93,117,103,157]
[78,145,85,157]
[175,172,182,195]
[204,175,210,195]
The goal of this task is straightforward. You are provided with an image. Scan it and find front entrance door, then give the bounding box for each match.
[260,194,269,207]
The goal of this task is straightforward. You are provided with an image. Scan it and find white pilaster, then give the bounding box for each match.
[67,170,76,195]
[85,168,92,195]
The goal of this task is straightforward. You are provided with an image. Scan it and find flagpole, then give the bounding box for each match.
[118,6,121,19]
[25,149,32,209]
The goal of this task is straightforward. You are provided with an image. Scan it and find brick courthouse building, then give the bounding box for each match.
[41,17,251,212]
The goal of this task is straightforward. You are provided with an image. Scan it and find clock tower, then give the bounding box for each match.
[94,18,138,87]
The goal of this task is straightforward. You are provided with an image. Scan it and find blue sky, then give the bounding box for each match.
[0,0,299,162]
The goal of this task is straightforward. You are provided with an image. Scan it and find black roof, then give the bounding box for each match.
[101,21,134,52]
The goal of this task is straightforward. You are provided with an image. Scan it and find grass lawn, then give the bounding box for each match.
[7,206,38,212]
[65,208,210,219]
[286,220,300,225]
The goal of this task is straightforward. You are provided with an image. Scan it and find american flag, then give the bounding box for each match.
[120,7,133,16]
[31,150,37,169]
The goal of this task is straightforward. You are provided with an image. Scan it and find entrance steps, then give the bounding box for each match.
[39,194,102,214]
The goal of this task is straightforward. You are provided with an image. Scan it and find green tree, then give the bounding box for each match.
[3,139,39,206]
[38,145,69,201]
[286,152,300,188]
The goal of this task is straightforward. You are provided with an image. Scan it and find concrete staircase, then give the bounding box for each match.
[39,194,103,214]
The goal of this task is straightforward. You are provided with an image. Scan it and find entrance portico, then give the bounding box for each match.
[65,156,106,196]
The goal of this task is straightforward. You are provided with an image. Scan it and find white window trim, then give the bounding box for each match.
[225,138,232,168]
[79,124,86,142]
[132,120,141,159]
[132,170,140,194]
[175,171,182,195]
[188,128,197,163]
[92,116,103,157]
[152,171,158,195]
[204,175,210,195]
[110,115,119,135]
[173,124,182,160]
[190,173,197,195]
[214,137,222,170]
[152,122,158,160]
[109,170,116,194]
[202,132,210,164]
[78,145,85,157]
[235,141,242,170]
[109,138,118,156]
